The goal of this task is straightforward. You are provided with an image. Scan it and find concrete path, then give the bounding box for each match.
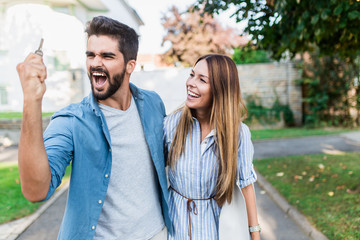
[1,131,359,240]
[253,133,360,159]
[0,146,18,163]
[16,191,67,240]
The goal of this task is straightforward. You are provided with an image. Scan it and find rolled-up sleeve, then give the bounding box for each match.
[237,123,257,188]
[43,115,74,200]
[163,113,178,161]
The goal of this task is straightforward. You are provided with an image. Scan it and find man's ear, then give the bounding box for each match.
[126,60,136,74]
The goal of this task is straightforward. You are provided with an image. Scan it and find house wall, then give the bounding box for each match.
[237,62,302,125]
[2,61,301,123]
[131,62,303,125]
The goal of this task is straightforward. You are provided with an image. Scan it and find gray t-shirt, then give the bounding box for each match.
[94,96,164,240]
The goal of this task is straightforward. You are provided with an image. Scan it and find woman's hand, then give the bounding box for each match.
[250,230,261,240]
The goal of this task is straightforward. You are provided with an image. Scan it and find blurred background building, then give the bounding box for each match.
[0,0,143,112]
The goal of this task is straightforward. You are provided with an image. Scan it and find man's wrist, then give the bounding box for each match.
[23,95,43,104]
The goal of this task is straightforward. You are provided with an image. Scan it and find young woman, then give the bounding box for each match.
[164,54,261,240]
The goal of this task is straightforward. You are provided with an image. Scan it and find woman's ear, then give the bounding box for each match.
[126,60,136,74]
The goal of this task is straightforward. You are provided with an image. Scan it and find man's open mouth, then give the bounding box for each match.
[92,72,108,88]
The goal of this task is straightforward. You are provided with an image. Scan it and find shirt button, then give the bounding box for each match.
[105,174,109,178]
[109,148,112,152]
[91,226,95,230]
[98,200,102,204]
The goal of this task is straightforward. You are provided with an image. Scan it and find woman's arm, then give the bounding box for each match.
[242,184,261,240]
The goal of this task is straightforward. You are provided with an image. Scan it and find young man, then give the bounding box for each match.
[16,16,171,239]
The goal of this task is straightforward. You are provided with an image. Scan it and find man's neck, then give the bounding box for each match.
[98,82,132,110]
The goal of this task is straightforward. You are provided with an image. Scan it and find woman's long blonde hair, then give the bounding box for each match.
[168,54,247,206]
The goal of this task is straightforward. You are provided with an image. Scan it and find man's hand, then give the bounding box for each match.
[16,53,47,102]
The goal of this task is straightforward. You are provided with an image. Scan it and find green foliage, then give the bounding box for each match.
[255,152,360,239]
[232,46,271,64]
[272,99,295,126]
[245,95,294,127]
[194,0,360,61]
[298,52,358,127]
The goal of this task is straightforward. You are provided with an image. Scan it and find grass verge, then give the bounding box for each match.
[255,152,360,240]
[0,112,54,119]
[251,127,357,140]
[0,162,71,224]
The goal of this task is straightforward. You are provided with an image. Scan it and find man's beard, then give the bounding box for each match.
[89,67,125,101]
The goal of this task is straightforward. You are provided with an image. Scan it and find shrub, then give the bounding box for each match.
[232,46,271,65]
[245,95,294,127]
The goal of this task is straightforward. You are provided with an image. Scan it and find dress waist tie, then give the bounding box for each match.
[170,186,214,240]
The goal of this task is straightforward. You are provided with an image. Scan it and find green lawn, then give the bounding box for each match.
[0,162,71,224]
[251,127,357,140]
[255,152,360,240]
[0,112,54,119]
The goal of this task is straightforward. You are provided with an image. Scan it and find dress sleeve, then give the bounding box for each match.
[237,123,257,188]
[42,115,74,201]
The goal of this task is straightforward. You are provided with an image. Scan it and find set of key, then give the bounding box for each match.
[35,38,44,56]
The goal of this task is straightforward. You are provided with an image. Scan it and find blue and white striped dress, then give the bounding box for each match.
[164,111,257,240]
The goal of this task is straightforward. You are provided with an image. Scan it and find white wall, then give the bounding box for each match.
[131,67,190,114]
[0,3,86,112]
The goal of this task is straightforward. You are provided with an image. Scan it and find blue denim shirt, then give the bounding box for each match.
[43,83,171,239]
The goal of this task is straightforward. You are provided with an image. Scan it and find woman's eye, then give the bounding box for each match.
[189,73,194,77]
[200,78,206,83]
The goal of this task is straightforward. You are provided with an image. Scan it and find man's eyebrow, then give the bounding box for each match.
[101,52,116,57]
[85,51,116,57]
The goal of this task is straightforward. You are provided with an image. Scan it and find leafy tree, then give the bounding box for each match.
[194,0,360,61]
[299,52,359,127]
[194,0,360,127]
[233,45,270,64]
[161,6,247,66]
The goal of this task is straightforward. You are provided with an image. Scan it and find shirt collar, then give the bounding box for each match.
[204,129,216,140]
[129,82,144,100]
[208,129,215,137]
[192,117,216,138]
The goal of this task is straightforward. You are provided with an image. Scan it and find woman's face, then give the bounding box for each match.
[185,59,212,114]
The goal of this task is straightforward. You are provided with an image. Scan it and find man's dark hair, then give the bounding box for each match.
[85,16,139,63]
